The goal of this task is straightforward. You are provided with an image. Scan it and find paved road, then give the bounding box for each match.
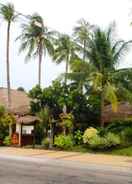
[0,155,132,184]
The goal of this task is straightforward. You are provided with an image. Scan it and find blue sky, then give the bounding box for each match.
[0,0,132,90]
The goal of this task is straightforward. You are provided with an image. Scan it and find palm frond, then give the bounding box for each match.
[104,82,118,112]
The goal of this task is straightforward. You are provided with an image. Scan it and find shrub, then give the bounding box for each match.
[98,128,107,137]
[106,120,132,133]
[83,127,121,150]
[74,130,83,145]
[54,134,73,150]
[83,127,98,144]
[88,133,121,150]
[106,132,121,148]
[41,137,50,148]
[122,128,132,143]
[3,136,11,146]
[88,135,106,149]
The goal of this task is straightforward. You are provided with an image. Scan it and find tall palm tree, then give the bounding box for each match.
[0,3,16,109]
[53,34,78,85]
[18,13,54,86]
[73,18,93,61]
[88,24,132,127]
[68,59,91,93]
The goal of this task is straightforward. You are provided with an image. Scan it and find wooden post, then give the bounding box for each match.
[19,124,22,147]
[32,124,35,149]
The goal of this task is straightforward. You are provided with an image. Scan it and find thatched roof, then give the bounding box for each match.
[0,88,30,115]
[15,115,39,124]
[102,102,132,123]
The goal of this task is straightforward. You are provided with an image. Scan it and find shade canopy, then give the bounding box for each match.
[0,88,30,115]
[15,115,39,125]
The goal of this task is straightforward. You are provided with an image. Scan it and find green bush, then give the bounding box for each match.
[83,127,121,150]
[106,132,121,148]
[3,136,11,146]
[83,127,98,144]
[106,120,132,133]
[121,128,132,144]
[41,137,50,148]
[88,135,106,149]
[74,130,83,145]
[54,134,73,150]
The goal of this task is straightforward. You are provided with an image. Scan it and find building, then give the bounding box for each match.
[102,102,132,123]
[0,88,38,146]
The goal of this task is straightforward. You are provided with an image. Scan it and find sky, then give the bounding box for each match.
[0,0,132,91]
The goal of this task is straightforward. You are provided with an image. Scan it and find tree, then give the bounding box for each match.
[29,81,100,131]
[0,106,15,140]
[88,23,132,127]
[73,18,93,61]
[0,3,17,109]
[37,106,51,136]
[18,13,54,86]
[68,58,91,93]
[53,34,78,85]
[17,87,25,92]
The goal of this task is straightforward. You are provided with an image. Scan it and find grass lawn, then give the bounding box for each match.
[109,146,132,156]
[69,145,132,156]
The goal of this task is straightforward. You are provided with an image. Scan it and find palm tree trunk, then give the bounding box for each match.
[64,57,69,85]
[38,42,42,86]
[100,91,105,127]
[7,22,12,138]
[83,40,86,62]
[6,22,11,110]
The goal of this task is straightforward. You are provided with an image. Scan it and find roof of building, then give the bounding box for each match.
[0,88,31,115]
[15,115,39,124]
[102,102,132,123]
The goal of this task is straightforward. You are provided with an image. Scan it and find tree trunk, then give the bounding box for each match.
[83,40,86,62]
[100,91,105,127]
[38,42,43,86]
[6,22,11,111]
[64,57,69,85]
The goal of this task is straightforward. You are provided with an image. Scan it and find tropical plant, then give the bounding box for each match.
[41,137,50,148]
[18,13,54,86]
[87,23,132,126]
[83,127,98,143]
[54,134,73,150]
[37,106,51,136]
[83,128,121,150]
[0,106,15,139]
[73,18,93,61]
[53,34,78,85]
[74,130,83,145]
[0,3,17,109]
[3,136,11,146]
[59,112,74,135]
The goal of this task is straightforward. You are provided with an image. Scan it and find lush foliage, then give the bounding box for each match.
[54,134,74,150]
[41,137,50,148]
[0,106,15,140]
[73,130,83,145]
[83,127,98,143]
[3,136,11,146]
[83,127,121,150]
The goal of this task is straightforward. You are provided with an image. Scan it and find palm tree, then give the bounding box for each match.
[0,3,16,109]
[73,18,93,61]
[18,13,54,86]
[53,34,78,85]
[68,59,91,93]
[88,24,132,127]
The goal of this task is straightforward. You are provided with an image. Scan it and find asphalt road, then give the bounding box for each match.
[0,155,132,184]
